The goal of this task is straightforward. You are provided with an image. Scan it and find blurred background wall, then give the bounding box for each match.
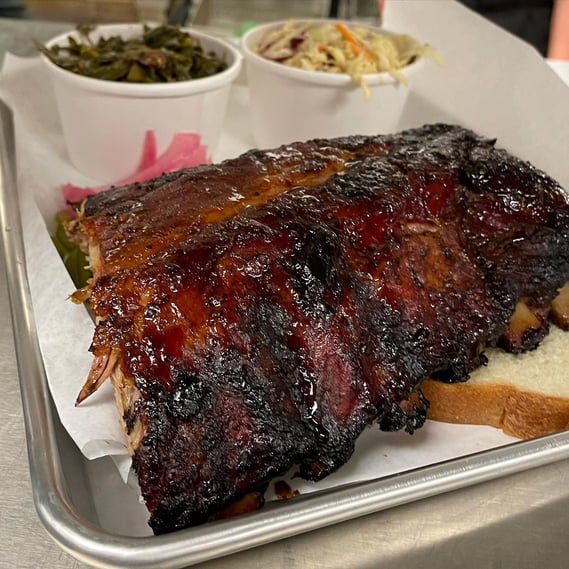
[20,0,333,26]
[9,0,565,58]
[23,0,169,23]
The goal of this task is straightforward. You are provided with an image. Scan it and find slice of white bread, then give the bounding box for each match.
[422,325,569,439]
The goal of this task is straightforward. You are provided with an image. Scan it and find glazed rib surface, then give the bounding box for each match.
[74,124,569,534]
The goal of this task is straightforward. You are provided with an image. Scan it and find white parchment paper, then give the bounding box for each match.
[1,0,568,496]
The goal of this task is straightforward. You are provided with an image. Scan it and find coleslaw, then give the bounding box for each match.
[256,20,440,97]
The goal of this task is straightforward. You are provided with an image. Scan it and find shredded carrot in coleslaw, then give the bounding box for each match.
[256,20,441,98]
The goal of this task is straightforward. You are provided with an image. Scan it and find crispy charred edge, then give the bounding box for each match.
[82,170,189,217]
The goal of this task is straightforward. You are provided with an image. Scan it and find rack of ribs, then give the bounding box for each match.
[69,123,569,534]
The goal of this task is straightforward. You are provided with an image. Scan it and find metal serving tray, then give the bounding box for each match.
[2,96,569,568]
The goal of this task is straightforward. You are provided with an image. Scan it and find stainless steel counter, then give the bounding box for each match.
[1,15,569,569]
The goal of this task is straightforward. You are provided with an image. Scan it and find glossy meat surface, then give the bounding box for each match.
[75,124,569,534]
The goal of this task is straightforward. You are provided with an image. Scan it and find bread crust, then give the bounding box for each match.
[422,379,569,439]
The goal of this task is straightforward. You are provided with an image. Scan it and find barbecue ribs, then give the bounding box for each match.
[69,124,569,534]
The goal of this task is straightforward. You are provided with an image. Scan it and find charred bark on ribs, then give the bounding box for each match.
[71,124,569,534]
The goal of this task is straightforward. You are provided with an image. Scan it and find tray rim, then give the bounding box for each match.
[2,99,569,569]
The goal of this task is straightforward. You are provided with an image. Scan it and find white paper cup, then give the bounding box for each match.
[41,24,242,182]
[242,20,425,149]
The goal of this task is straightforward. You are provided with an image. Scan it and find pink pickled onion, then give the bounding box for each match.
[137,130,158,171]
[62,130,210,208]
